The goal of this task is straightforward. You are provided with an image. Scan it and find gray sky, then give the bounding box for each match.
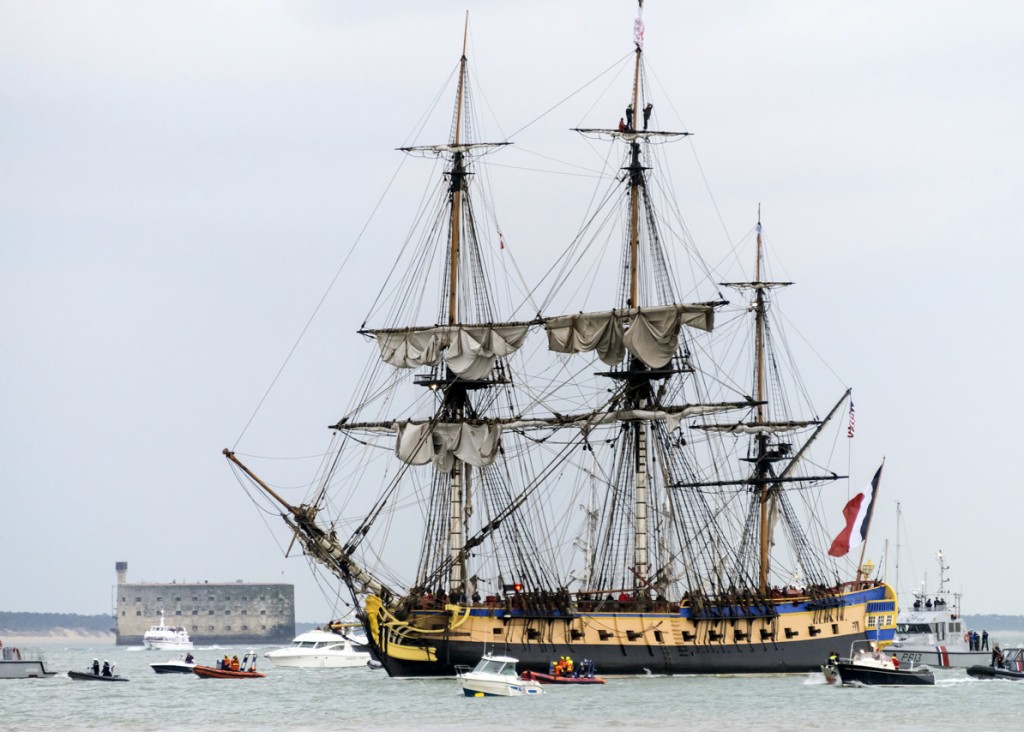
[3,1,1023,622]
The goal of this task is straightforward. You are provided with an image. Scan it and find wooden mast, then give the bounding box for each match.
[754,205,771,593]
[447,12,469,325]
[447,11,471,598]
[627,0,649,591]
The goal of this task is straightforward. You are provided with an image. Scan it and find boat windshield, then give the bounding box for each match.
[897,623,933,634]
[475,658,514,676]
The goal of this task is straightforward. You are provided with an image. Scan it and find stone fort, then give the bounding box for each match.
[113,561,295,645]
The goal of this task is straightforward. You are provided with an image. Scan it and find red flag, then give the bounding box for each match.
[828,464,882,557]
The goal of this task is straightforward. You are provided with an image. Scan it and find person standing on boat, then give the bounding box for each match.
[230,655,240,671]
[992,645,1005,668]
[185,652,194,664]
[92,659,100,675]
[101,660,112,677]
[982,630,989,650]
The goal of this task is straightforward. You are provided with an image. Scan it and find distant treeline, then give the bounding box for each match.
[0,612,113,633]
[962,615,1024,632]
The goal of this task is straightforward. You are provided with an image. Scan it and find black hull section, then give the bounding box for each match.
[374,631,869,678]
[836,663,934,686]
[67,671,128,682]
[967,665,1024,680]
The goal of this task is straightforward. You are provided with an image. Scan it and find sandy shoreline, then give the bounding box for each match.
[2,631,115,646]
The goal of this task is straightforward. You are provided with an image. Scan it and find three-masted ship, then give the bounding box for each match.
[226,3,897,676]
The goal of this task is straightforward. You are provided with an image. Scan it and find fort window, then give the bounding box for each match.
[192,610,198,615]
[241,610,247,615]
[156,597,162,602]
[175,610,182,615]
[241,625,248,631]
[225,610,231,615]
[135,597,141,602]
[260,610,266,615]
[225,626,231,631]
[192,596,198,601]
[175,596,181,602]
[136,611,141,616]
[208,610,215,615]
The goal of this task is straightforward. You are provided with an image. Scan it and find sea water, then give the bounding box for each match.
[2,643,1021,732]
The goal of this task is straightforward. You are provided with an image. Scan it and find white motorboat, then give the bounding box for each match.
[832,642,935,686]
[456,654,544,697]
[143,610,193,651]
[263,627,371,669]
[150,653,197,674]
[888,550,991,669]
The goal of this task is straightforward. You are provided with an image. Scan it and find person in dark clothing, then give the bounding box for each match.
[625,104,634,130]
[101,660,112,677]
[92,659,100,675]
[982,630,989,651]
[643,103,653,129]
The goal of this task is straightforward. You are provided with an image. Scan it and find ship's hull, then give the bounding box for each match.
[361,584,897,678]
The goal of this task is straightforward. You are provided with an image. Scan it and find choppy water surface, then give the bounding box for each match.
[2,644,1021,731]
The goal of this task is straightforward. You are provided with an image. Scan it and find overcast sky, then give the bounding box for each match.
[3,1,1023,623]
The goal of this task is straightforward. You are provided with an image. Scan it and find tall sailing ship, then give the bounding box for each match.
[226,3,897,676]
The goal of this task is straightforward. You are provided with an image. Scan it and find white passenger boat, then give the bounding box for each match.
[456,654,544,697]
[888,550,990,669]
[263,627,371,668]
[143,610,193,651]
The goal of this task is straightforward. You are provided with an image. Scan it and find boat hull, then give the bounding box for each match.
[263,652,368,669]
[361,584,898,677]
[835,662,934,686]
[0,660,56,679]
[192,665,265,679]
[966,665,1024,680]
[67,671,128,682]
[519,670,605,684]
[150,661,196,674]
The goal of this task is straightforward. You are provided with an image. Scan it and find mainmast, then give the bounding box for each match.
[627,0,650,594]
[446,12,471,598]
[754,208,772,592]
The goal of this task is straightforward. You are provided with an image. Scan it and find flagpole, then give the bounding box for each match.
[855,458,885,582]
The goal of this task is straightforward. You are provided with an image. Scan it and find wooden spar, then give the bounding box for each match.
[448,12,469,326]
[855,460,885,582]
[223,448,298,515]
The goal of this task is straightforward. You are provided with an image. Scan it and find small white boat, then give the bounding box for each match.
[150,653,197,674]
[143,611,193,651]
[263,627,371,669]
[456,654,544,697]
[0,643,56,679]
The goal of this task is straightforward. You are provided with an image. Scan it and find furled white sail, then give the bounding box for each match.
[396,421,501,471]
[545,304,714,368]
[373,324,530,379]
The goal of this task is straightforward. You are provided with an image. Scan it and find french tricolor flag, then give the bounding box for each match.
[828,464,884,558]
